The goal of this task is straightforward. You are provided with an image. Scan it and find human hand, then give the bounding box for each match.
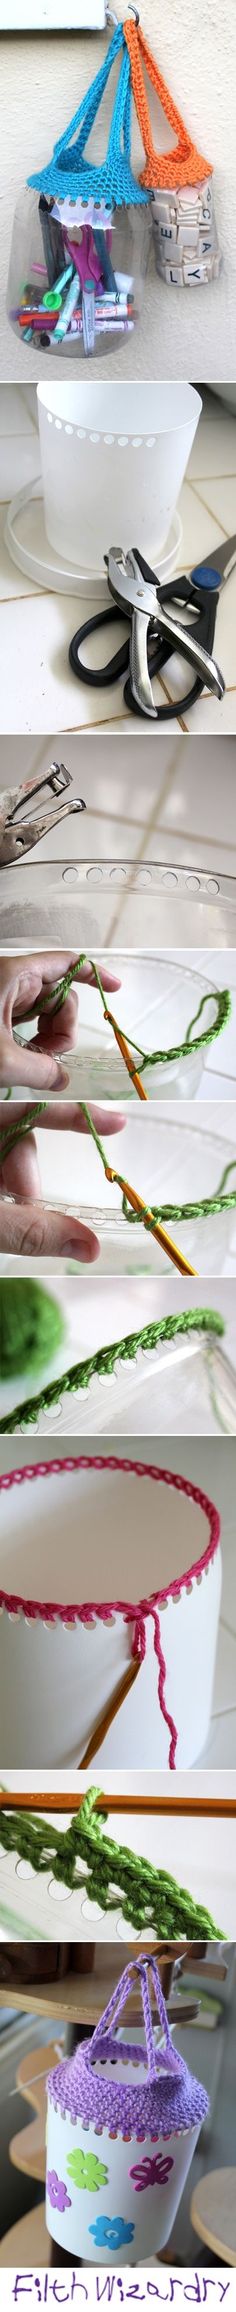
[0,1100,125,1260]
[0,953,121,1093]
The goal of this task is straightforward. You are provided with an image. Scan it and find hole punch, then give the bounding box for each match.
[0,764,86,867]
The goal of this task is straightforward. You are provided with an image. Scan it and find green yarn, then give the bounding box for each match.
[0,1280,65,1380]
[1,1103,236,1233]
[0,1306,224,1432]
[0,1787,222,1941]
[13,959,231,1081]
[0,1103,47,1168]
[80,1106,236,1229]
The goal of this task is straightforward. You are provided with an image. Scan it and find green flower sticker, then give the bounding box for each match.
[67,2148,108,2193]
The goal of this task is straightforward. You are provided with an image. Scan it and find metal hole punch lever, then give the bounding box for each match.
[0,764,86,867]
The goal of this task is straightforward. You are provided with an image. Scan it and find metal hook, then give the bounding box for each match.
[128,2,140,20]
[105,6,119,22]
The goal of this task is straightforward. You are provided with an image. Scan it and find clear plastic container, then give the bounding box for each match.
[4,1116,235,1277]
[12,955,223,1102]
[1,861,236,950]
[0,1293,235,1439]
[7,191,149,361]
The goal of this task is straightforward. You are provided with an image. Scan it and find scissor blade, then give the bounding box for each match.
[192,533,236,586]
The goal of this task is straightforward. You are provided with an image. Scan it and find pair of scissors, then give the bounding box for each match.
[69,533,236,720]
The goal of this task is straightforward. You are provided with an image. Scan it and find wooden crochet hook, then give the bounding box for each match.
[0,1794,235,1818]
[105,1163,196,1278]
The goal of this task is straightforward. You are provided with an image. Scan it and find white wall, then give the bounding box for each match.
[1,0,235,382]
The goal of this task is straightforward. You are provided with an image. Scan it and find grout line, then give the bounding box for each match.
[188,471,236,484]
[187,478,231,535]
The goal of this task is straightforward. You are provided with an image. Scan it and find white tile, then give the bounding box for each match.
[195,475,236,533]
[177,480,225,570]
[183,689,236,736]
[0,587,169,736]
[188,394,236,480]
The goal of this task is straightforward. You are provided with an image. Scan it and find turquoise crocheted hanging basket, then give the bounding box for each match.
[28,26,150,208]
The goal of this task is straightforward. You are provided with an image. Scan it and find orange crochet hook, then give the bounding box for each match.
[103,1008,147,1099]
[104,1164,196,1278]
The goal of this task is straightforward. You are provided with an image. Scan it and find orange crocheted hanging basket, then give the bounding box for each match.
[124,20,212,190]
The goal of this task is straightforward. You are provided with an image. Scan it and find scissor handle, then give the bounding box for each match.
[69,604,130,688]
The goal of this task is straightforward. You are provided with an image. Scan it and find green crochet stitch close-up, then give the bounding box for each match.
[0,1787,223,1942]
[0,1304,224,1432]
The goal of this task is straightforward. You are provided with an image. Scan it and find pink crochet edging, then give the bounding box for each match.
[0,1454,220,1774]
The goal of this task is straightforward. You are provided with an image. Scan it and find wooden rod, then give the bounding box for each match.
[0,1793,235,1818]
[79,1656,141,1769]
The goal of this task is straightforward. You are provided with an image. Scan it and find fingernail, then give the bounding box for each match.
[50,1063,69,1089]
[62,1235,98,1262]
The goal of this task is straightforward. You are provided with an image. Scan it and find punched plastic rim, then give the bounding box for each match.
[0,1453,221,1625]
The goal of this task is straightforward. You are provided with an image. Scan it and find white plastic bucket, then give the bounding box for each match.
[37,382,201,568]
[0,1455,221,1769]
[46,2074,201,2262]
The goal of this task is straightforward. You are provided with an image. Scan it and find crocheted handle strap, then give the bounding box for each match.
[29,24,149,208]
[124,19,212,191]
[53,26,123,164]
[85,1955,181,2083]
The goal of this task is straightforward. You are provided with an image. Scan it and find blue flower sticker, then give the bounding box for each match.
[89,2215,135,2250]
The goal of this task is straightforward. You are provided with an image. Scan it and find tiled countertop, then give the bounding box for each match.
[1,385,236,734]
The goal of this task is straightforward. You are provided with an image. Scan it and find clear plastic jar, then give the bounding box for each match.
[7,187,150,359]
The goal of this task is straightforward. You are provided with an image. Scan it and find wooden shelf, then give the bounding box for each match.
[0,2203,48,2269]
[0,1946,142,2026]
[191,2169,236,2266]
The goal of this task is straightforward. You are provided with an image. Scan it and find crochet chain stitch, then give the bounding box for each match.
[20,957,230,1082]
[0,1306,224,1433]
[0,1788,222,1941]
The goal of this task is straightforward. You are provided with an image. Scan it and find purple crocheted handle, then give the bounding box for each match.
[85,1958,181,2085]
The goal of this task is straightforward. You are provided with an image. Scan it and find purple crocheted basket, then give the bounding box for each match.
[46,1958,208,2264]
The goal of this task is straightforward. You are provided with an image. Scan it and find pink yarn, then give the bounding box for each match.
[0,1455,220,1770]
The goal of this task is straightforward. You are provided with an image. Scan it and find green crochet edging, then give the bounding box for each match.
[12,955,231,1079]
[0,1307,224,1433]
[2,1099,235,1235]
[0,1787,223,1941]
